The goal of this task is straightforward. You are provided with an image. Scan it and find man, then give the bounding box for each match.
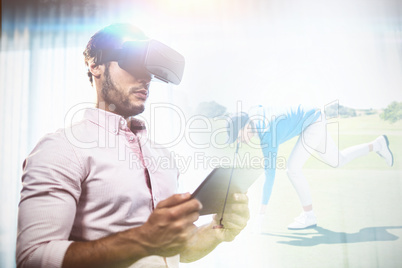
[16,23,249,268]
[227,105,393,230]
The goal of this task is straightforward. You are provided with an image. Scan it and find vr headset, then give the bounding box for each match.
[94,40,185,85]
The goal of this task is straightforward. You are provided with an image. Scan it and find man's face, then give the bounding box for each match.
[100,61,151,117]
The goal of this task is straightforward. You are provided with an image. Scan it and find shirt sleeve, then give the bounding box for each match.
[16,131,85,268]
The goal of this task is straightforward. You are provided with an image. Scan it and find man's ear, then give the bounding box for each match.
[89,62,103,79]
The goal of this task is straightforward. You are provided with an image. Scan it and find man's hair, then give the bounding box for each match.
[83,23,148,86]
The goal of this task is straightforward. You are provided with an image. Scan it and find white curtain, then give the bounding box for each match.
[0,2,125,267]
[0,34,30,268]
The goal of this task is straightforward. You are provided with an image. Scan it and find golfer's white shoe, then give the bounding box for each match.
[288,212,317,230]
[375,135,394,167]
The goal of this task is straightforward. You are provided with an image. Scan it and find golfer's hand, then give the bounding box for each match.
[212,193,250,242]
[138,193,202,257]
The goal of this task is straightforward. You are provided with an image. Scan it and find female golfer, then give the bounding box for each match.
[227,105,394,229]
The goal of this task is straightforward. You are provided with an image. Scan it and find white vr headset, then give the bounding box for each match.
[94,40,185,85]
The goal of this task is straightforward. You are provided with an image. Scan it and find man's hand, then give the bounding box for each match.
[136,193,202,257]
[212,193,250,242]
[179,192,250,263]
[62,193,201,268]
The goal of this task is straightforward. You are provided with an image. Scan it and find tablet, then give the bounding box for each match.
[191,166,263,215]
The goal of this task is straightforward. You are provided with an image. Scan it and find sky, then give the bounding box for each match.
[126,0,402,111]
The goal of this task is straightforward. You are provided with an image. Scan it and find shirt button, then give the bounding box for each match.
[120,120,125,125]
[129,136,135,142]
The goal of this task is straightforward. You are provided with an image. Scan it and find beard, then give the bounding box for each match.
[100,64,146,117]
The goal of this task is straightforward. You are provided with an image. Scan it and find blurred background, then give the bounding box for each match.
[1,0,402,267]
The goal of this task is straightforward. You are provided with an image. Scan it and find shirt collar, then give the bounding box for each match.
[127,116,147,135]
[83,108,147,135]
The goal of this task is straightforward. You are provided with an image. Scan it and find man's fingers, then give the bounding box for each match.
[220,213,249,229]
[165,199,202,221]
[227,193,249,204]
[155,194,202,224]
[224,203,249,215]
[214,208,250,229]
[156,193,192,209]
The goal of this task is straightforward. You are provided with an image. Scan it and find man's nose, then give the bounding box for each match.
[139,75,152,87]
[143,82,151,90]
[139,72,152,83]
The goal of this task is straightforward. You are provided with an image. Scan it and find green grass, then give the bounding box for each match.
[202,114,402,170]
[181,114,402,268]
[304,115,402,170]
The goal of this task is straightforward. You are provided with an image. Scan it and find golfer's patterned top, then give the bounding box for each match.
[248,105,321,204]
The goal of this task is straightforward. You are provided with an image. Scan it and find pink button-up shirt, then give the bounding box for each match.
[16,108,180,268]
